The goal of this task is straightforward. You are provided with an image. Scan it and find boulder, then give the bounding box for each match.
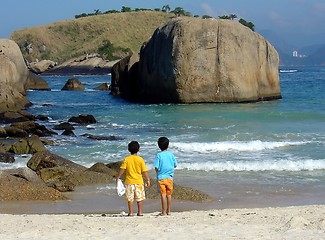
[93,83,110,91]
[145,180,212,202]
[25,71,50,90]
[111,53,140,100]
[10,121,57,137]
[28,59,56,74]
[0,169,67,201]
[8,135,47,154]
[111,17,281,103]
[88,162,117,177]
[61,78,85,91]
[0,39,31,111]
[53,122,75,131]
[0,152,15,163]
[81,133,124,141]
[60,170,114,188]
[0,110,34,124]
[27,151,87,183]
[43,56,119,75]
[3,126,28,138]
[68,114,97,125]
[61,129,76,136]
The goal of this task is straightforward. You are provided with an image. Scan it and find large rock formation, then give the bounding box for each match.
[111,17,281,103]
[0,39,50,112]
[0,39,31,111]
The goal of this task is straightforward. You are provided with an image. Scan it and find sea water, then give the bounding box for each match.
[1,66,324,212]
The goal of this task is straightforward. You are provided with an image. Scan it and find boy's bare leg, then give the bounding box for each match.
[137,200,143,216]
[127,201,134,216]
[160,194,167,215]
[166,195,172,215]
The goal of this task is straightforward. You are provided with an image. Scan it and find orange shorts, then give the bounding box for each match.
[158,178,173,195]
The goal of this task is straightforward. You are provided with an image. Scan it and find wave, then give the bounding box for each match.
[280,69,298,73]
[177,159,325,172]
[173,140,306,153]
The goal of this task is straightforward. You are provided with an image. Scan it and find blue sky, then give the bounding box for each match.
[1,0,325,47]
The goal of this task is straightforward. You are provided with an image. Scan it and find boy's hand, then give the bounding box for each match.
[145,179,151,187]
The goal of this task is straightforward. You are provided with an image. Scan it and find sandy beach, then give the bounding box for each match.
[0,205,324,239]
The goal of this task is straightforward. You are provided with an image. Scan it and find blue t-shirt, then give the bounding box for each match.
[154,151,177,180]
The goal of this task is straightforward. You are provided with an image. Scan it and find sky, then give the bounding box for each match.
[1,0,325,48]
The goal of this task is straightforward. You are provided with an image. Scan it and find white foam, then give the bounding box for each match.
[177,159,325,172]
[280,69,298,73]
[173,140,306,153]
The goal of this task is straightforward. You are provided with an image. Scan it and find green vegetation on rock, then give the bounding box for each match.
[10,7,255,64]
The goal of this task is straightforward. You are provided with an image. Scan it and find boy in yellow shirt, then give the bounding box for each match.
[116,141,150,216]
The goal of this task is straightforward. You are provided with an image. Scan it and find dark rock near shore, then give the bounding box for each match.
[145,180,212,202]
[61,78,85,91]
[0,152,15,163]
[35,115,49,121]
[93,83,110,91]
[53,122,75,131]
[8,135,47,154]
[2,126,28,138]
[27,151,87,183]
[62,129,76,136]
[0,111,34,124]
[25,71,50,90]
[10,121,57,137]
[68,114,97,125]
[88,162,117,177]
[81,133,124,141]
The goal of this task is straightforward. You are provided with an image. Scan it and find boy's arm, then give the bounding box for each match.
[142,171,150,187]
[116,168,125,182]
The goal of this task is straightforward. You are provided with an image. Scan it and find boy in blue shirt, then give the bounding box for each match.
[153,137,177,216]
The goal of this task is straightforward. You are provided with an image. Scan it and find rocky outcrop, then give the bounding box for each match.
[0,168,67,201]
[81,133,124,141]
[43,55,119,75]
[27,151,87,183]
[93,83,110,91]
[27,151,114,192]
[111,17,281,103]
[0,152,15,163]
[28,59,56,74]
[111,53,140,100]
[9,121,57,137]
[25,71,50,90]
[0,39,31,111]
[8,135,47,154]
[61,78,85,91]
[0,110,34,123]
[68,114,97,125]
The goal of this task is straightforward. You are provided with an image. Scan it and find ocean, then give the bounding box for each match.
[1,66,324,213]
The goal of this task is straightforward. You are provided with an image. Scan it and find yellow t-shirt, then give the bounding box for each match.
[120,155,148,185]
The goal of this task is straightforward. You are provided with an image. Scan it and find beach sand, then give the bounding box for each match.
[0,205,324,239]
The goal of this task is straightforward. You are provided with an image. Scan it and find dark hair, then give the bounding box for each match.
[128,141,140,154]
[158,137,169,151]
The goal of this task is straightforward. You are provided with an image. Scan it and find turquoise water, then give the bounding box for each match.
[1,66,325,211]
